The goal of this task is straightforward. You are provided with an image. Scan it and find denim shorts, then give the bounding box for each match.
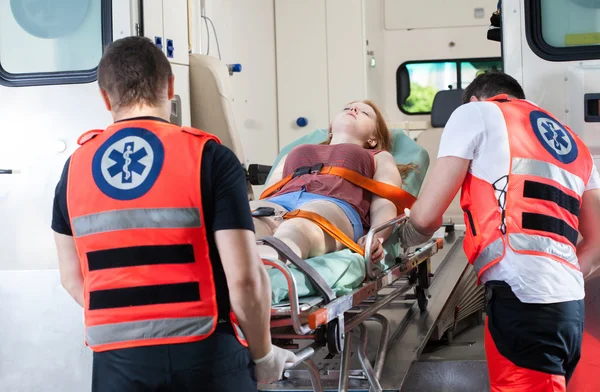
[266,189,364,241]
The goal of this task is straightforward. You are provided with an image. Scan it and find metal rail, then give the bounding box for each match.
[364,214,408,279]
[357,323,382,392]
[345,284,413,332]
[367,314,390,381]
[338,332,353,392]
[263,257,312,335]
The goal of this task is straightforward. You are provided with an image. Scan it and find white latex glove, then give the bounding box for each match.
[254,345,298,384]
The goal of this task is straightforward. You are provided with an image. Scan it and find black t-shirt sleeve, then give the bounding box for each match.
[51,157,73,236]
[53,142,252,237]
[201,141,254,232]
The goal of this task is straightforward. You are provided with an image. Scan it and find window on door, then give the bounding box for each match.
[0,0,112,87]
[396,57,502,115]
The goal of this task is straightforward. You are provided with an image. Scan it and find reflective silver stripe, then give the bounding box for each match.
[511,158,584,195]
[509,233,578,266]
[473,238,505,275]
[86,316,214,347]
[72,208,201,237]
[473,234,579,275]
[235,324,246,340]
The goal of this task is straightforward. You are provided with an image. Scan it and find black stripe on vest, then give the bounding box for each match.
[523,180,580,216]
[88,282,200,310]
[522,213,578,246]
[87,244,195,271]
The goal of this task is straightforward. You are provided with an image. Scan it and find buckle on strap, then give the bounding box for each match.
[292,163,324,179]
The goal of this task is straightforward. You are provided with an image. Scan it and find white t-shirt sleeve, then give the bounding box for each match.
[585,160,600,191]
[437,103,486,160]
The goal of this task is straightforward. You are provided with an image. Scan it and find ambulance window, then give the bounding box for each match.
[0,0,112,87]
[397,58,502,115]
[526,0,600,61]
[397,62,458,115]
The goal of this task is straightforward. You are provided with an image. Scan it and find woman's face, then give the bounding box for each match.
[331,101,377,143]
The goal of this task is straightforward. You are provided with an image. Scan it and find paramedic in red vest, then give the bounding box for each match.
[51,36,296,391]
[399,71,600,391]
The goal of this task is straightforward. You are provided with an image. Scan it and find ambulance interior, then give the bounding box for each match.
[1,0,600,391]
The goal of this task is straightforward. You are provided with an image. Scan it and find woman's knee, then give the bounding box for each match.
[275,219,318,242]
[274,218,334,258]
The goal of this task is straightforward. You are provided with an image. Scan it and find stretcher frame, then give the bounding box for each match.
[257,215,443,391]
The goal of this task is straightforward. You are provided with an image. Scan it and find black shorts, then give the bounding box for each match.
[91,328,257,392]
[485,280,584,383]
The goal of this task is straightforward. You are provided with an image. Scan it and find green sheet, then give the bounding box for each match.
[266,128,430,305]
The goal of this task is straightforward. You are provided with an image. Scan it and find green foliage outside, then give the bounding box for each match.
[402,82,439,113]
[400,60,502,114]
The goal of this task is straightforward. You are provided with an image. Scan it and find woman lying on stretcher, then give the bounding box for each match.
[251,100,417,263]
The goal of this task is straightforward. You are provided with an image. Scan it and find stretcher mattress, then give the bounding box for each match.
[266,128,429,305]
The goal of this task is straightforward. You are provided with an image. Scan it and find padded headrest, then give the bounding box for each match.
[189,54,246,165]
[431,89,464,128]
[266,129,430,198]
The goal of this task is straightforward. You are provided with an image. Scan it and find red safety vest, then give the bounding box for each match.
[461,95,593,280]
[67,120,247,352]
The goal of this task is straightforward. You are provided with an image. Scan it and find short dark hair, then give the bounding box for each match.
[98,36,173,110]
[462,71,526,104]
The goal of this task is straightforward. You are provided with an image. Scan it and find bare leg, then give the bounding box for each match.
[249,200,288,238]
[249,200,288,260]
[265,200,354,260]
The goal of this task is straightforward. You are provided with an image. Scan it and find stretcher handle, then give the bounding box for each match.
[364,214,409,279]
[284,342,321,370]
[260,236,336,303]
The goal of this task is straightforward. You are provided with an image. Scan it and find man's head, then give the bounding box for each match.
[98,36,174,119]
[462,71,526,104]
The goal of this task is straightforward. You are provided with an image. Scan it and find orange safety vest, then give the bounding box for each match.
[67,120,247,352]
[461,95,593,280]
[259,159,417,256]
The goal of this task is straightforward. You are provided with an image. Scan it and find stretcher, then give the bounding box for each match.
[247,128,438,390]
[187,54,486,390]
[187,54,449,390]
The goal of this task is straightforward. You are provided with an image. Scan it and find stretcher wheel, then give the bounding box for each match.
[416,287,428,312]
[327,319,344,355]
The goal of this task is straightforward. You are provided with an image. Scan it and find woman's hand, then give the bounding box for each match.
[358,235,384,263]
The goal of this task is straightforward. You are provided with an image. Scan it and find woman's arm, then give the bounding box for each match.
[367,151,404,245]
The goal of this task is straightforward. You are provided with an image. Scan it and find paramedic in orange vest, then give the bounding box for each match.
[399,71,600,391]
[51,36,296,392]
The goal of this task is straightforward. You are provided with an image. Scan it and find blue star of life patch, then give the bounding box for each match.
[530,111,578,164]
[92,128,164,200]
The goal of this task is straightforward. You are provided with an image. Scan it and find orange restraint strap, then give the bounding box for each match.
[283,210,365,256]
[260,165,417,213]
